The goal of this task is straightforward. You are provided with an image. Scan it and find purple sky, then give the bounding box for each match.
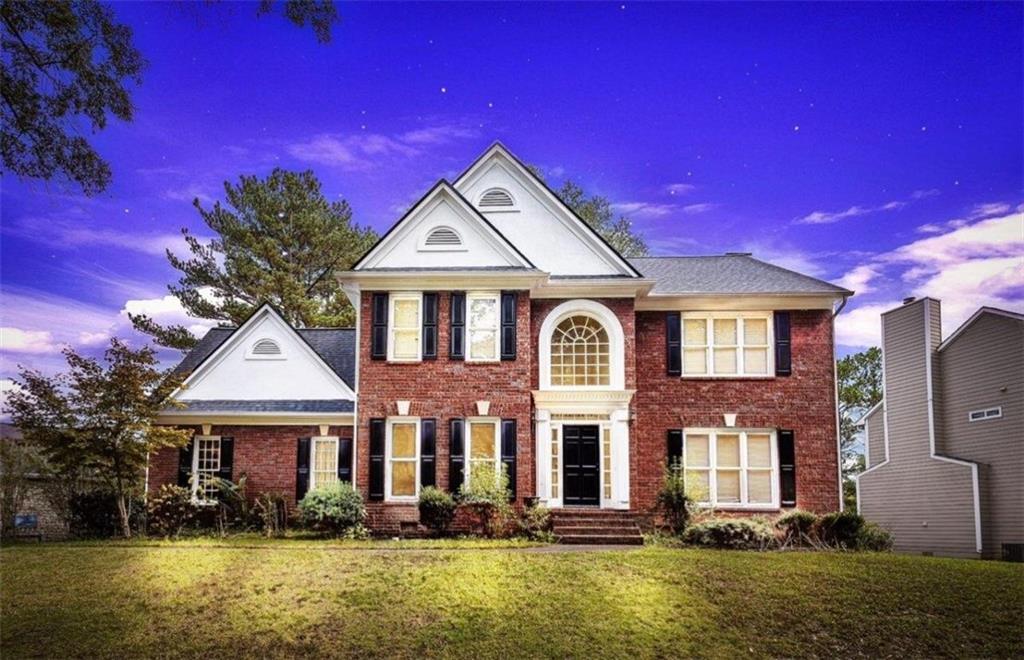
[2,1,1022,381]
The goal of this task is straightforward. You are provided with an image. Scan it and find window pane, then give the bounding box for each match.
[392,424,417,458]
[713,348,737,374]
[391,461,416,496]
[748,471,772,503]
[470,330,496,360]
[744,348,768,374]
[685,470,709,500]
[716,470,740,502]
[747,434,771,468]
[683,318,706,345]
[684,348,707,374]
[470,423,496,459]
[717,434,740,467]
[314,440,337,473]
[470,298,497,329]
[686,435,709,467]
[550,315,610,386]
[744,318,768,345]
[713,318,737,345]
[393,330,419,358]
[393,299,419,327]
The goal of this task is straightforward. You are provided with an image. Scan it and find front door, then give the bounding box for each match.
[563,425,600,506]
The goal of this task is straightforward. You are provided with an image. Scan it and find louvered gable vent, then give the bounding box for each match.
[251,339,282,356]
[479,188,514,208]
[424,226,462,247]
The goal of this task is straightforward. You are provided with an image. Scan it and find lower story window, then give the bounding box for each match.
[311,437,339,491]
[602,427,612,500]
[388,420,419,499]
[550,428,560,499]
[192,436,221,502]
[683,429,777,508]
[467,419,500,485]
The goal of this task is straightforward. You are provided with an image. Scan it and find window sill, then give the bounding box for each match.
[384,497,419,504]
[679,375,776,380]
[697,505,781,512]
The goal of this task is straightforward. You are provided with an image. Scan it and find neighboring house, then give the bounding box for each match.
[0,423,69,541]
[149,142,851,537]
[857,299,1024,560]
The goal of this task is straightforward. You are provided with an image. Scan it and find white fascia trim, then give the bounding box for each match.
[636,293,841,311]
[156,412,354,426]
[937,307,1024,352]
[532,278,656,299]
[454,145,639,278]
[337,270,547,291]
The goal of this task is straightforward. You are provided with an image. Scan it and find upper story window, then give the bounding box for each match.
[388,293,422,361]
[467,292,500,362]
[682,312,773,377]
[477,187,516,211]
[247,338,284,360]
[968,407,1002,422]
[683,429,778,508]
[551,315,610,386]
[419,226,465,252]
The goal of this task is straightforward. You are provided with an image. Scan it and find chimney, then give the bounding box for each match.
[903,296,916,305]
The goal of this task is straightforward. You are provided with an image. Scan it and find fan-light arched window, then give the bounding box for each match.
[248,338,283,359]
[424,226,462,247]
[550,315,610,386]
[478,188,515,209]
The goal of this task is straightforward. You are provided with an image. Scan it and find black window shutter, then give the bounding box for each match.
[501,419,517,500]
[666,313,682,376]
[449,418,465,493]
[369,419,385,501]
[422,293,438,359]
[337,432,353,483]
[779,429,796,507]
[500,291,517,360]
[177,441,193,488]
[420,419,437,488]
[667,429,683,471]
[296,437,311,502]
[774,312,792,377]
[371,293,389,360]
[449,292,465,360]
[216,437,234,482]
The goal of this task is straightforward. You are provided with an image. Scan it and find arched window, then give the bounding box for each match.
[550,315,610,386]
[423,226,462,247]
[478,187,515,209]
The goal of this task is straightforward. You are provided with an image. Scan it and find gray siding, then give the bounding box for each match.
[857,299,979,558]
[938,312,1024,558]
[864,405,885,469]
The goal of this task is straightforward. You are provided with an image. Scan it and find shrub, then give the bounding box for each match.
[656,467,691,534]
[459,463,513,538]
[69,491,145,538]
[147,485,197,538]
[816,510,866,549]
[856,522,893,551]
[418,486,457,536]
[253,492,289,538]
[298,482,366,535]
[212,475,254,533]
[518,503,555,542]
[776,509,819,546]
[682,518,775,550]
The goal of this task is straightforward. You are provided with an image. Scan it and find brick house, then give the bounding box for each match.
[150,143,851,537]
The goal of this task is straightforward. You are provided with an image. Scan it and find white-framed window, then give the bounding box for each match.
[388,293,422,362]
[466,418,500,485]
[550,314,611,386]
[310,436,339,491]
[386,418,420,500]
[191,436,221,503]
[681,312,773,377]
[683,429,778,509]
[549,427,560,500]
[467,292,500,362]
[968,407,1002,422]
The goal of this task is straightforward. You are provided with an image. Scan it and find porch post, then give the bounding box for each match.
[610,408,631,510]
[535,409,552,505]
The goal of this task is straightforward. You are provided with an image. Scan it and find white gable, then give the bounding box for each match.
[455,145,638,277]
[355,183,532,270]
[175,307,354,402]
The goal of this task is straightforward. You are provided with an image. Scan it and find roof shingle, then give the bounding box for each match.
[627,255,852,296]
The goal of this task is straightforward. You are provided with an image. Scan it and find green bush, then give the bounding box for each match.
[682,518,775,550]
[776,509,819,546]
[418,486,457,536]
[656,466,690,534]
[816,510,867,549]
[298,482,366,536]
[253,492,289,538]
[212,475,253,532]
[459,463,513,537]
[147,485,197,538]
[518,503,554,542]
[855,522,893,551]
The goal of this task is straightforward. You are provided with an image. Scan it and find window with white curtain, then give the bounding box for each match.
[191,436,221,502]
[310,437,339,491]
[388,294,421,361]
[683,430,777,508]
[467,293,500,361]
[681,313,773,376]
[466,419,500,485]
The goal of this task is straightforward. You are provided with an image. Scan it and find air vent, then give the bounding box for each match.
[424,226,462,247]
[478,188,514,208]
[251,339,282,356]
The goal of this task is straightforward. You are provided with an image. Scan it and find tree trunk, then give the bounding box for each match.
[117,494,132,538]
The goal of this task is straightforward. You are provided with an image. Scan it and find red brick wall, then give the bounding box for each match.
[632,309,840,514]
[357,291,534,531]
[148,424,352,510]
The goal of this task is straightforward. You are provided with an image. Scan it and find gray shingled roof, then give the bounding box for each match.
[173,400,353,413]
[172,327,356,389]
[628,255,852,296]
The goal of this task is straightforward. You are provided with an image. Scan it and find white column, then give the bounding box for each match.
[535,409,552,505]
[610,408,630,509]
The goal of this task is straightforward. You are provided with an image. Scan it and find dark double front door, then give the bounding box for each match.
[562,425,600,506]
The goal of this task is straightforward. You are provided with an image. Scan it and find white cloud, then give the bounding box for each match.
[835,301,902,349]
[287,124,477,170]
[1,328,59,354]
[795,188,940,225]
[666,183,696,196]
[911,189,940,200]
[740,242,826,277]
[120,292,219,338]
[400,125,478,145]
[78,331,111,346]
[836,264,878,295]
[969,202,1011,219]
[681,203,717,215]
[162,184,215,205]
[3,214,190,258]
[611,202,677,219]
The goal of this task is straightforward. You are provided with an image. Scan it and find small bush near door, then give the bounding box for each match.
[656,466,691,535]
[418,486,457,536]
[298,482,367,537]
[147,485,196,538]
[682,519,776,550]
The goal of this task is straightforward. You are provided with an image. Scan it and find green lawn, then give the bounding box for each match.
[2,542,1022,658]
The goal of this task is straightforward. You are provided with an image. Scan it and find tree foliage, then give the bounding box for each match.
[0,0,146,194]
[5,339,191,537]
[131,169,378,351]
[257,0,339,43]
[556,180,649,257]
[837,346,883,463]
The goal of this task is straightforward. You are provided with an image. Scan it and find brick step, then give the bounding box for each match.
[552,525,641,535]
[558,533,643,546]
[552,516,637,524]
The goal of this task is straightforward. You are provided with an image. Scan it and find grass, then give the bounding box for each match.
[2,542,1022,658]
